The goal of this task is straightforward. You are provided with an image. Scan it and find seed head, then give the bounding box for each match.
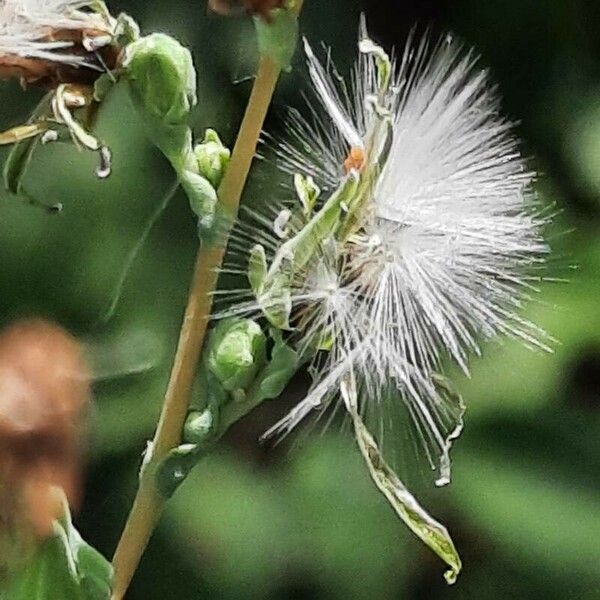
[241,22,552,484]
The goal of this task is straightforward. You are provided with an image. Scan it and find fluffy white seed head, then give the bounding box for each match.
[233,24,551,484]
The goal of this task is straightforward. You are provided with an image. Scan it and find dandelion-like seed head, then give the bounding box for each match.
[232,20,552,488]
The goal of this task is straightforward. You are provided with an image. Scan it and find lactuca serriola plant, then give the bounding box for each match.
[225,20,552,581]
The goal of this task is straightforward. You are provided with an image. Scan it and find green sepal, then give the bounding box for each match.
[156,443,203,498]
[184,409,217,446]
[208,318,268,393]
[247,328,300,402]
[259,273,293,330]
[93,73,116,103]
[255,171,359,328]
[358,37,392,94]
[114,12,141,47]
[188,365,230,416]
[194,129,231,189]
[254,8,299,71]
[294,173,320,219]
[1,500,113,600]
[180,170,218,231]
[276,170,359,271]
[248,244,268,296]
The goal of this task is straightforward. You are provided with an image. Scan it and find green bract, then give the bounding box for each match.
[294,173,320,219]
[208,318,268,393]
[252,171,360,329]
[180,170,218,231]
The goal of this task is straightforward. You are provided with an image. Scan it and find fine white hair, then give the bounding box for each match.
[231,23,552,484]
[0,0,109,65]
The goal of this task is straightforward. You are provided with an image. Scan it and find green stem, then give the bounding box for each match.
[109,7,303,597]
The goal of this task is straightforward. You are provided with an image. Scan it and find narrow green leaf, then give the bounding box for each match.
[350,407,462,584]
[1,501,113,600]
[3,93,52,195]
[250,329,300,402]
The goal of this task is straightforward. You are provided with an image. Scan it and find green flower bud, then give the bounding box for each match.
[208,319,267,393]
[124,33,197,126]
[194,129,231,189]
[184,409,216,446]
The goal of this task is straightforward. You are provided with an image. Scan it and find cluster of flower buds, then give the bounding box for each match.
[157,318,299,498]
[0,0,300,234]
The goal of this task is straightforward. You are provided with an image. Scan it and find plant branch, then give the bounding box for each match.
[110,6,303,597]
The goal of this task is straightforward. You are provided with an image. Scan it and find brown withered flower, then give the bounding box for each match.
[208,0,288,22]
[0,319,91,569]
[0,0,120,89]
[0,1,127,180]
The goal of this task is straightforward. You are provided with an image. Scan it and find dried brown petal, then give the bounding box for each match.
[0,28,120,89]
[0,320,91,547]
[208,0,287,22]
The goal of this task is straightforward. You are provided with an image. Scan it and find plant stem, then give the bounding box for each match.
[110,15,302,597]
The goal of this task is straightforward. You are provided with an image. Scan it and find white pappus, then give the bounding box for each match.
[0,0,113,67]
[229,21,552,486]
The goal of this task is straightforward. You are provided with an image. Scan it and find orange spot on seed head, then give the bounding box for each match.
[344,146,365,173]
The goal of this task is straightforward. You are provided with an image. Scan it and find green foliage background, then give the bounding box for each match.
[1,0,599,598]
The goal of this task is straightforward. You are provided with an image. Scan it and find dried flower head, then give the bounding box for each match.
[235,22,551,487]
[208,0,287,22]
[0,0,119,87]
[0,319,90,569]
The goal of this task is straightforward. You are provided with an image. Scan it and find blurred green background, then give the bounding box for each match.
[1,0,600,598]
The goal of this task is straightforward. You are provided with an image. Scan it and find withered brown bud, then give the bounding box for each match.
[0,320,90,547]
[208,0,288,23]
